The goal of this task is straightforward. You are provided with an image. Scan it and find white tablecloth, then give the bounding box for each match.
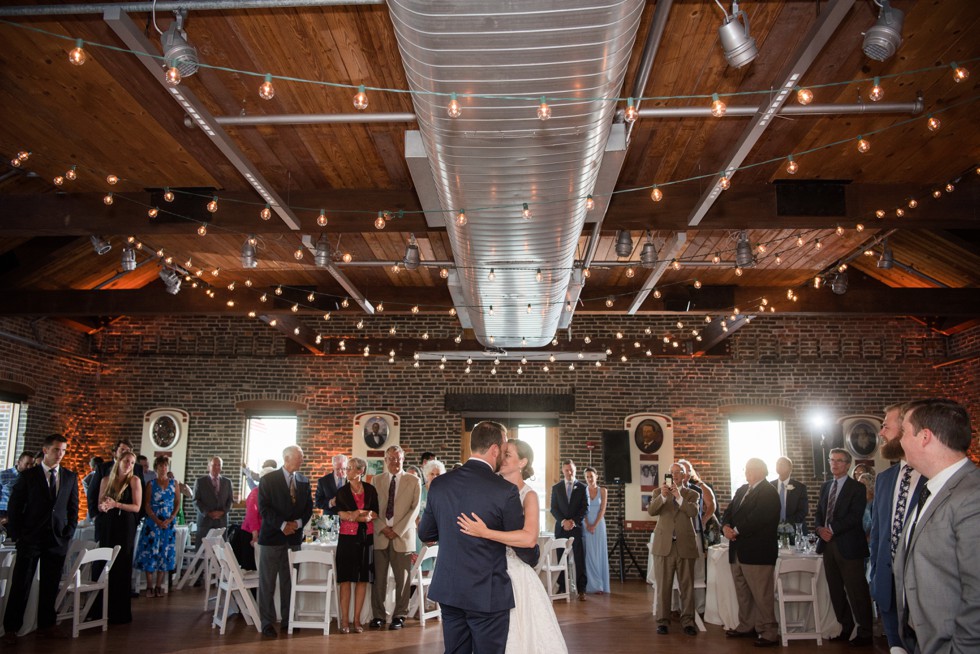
[0,545,39,637]
[704,545,841,638]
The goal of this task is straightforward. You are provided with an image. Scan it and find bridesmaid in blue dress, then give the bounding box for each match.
[135,455,180,597]
[582,467,610,593]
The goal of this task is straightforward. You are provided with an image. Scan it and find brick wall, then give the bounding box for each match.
[2,313,978,577]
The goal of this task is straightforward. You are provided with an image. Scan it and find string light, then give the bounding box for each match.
[259,73,275,100]
[322,312,330,320]
[895,207,905,218]
[440,267,450,279]
[653,289,661,299]
[624,97,638,123]
[786,155,798,175]
[951,62,969,83]
[712,253,721,264]
[876,209,885,218]
[650,186,663,202]
[317,209,327,227]
[856,136,871,153]
[582,267,591,278]
[526,303,532,314]
[856,223,865,232]
[625,267,635,278]
[815,239,822,250]
[148,207,158,218]
[106,174,118,185]
[718,176,731,190]
[796,87,813,105]
[376,301,384,312]
[487,268,495,281]
[207,196,218,213]
[68,39,86,66]
[585,194,595,211]
[835,225,844,236]
[735,266,743,276]
[908,198,918,209]
[374,212,386,230]
[275,285,283,296]
[291,303,299,313]
[774,254,782,264]
[710,93,726,118]
[488,305,494,316]
[932,189,942,199]
[53,175,64,186]
[165,65,181,86]
[162,187,173,202]
[447,92,462,118]
[103,192,113,205]
[522,203,532,220]
[449,307,457,316]
[260,204,272,220]
[342,252,352,263]
[353,85,368,111]
[537,96,551,120]
[196,224,207,236]
[868,76,884,102]
[307,292,316,303]
[411,305,419,314]
[927,115,941,132]
[694,279,702,289]
[536,268,543,283]
[605,297,614,308]
[455,209,467,227]
[757,243,767,254]
[796,235,805,247]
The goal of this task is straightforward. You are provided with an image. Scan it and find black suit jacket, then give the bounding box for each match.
[815,476,868,560]
[7,465,79,556]
[86,459,144,519]
[770,477,809,526]
[722,481,780,566]
[315,472,344,514]
[550,479,588,533]
[257,469,313,547]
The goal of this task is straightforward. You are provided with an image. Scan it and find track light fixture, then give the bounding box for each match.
[162,9,199,77]
[615,230,633,258]
[862,0,903,62]
[831,272,848,295]
[240,235,257,269]
[877,240,894,269]
[717,1,758,69]
[314,234,331,268]
[121,246,136,271]
[403,233,421,270]
[90,235,111,255]
[734,231,755,268]
[640,231,658,269]
[159,267,181,295]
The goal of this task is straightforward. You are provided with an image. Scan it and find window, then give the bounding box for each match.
[241,415,297,496]
[510,424,549,534]
[727,419,783,495]
[0,401,25,469]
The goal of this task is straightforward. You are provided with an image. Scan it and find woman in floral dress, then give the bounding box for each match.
[135,455,180,597]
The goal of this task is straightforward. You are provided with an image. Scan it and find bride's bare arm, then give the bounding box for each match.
[458,489,539,548]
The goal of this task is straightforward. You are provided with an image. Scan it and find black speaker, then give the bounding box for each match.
[601,430,632,484]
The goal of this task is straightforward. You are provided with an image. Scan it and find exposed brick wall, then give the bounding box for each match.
[2,313,978,577]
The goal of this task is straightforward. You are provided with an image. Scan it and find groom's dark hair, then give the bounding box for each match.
[470,421,506,453]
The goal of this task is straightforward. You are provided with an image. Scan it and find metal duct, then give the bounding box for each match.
[388,0,644,347]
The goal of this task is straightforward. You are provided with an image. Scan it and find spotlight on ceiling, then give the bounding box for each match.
[877,240,894,269]
[162,9,199,77]
[735,231,755,268]
[717,1,758,69]
[862,0,904,62]
[403,233,421,271]
[831,272,848,295]
[121,246,136,271]
[159,267,181,295]
[314,234,331,268]
[640,231,658,269]
[615,230,633,258]
[241,236,257,269]
[90,235,111,255]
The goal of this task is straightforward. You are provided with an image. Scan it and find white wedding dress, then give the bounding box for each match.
[505,485,569,654]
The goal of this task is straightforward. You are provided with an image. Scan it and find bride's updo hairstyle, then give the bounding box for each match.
[510,438,535,480]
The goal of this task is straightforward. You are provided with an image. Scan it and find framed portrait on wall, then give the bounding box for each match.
[363,415,390,449]
[845,419,879,458]
[352,411,400,476]
[634,419,664,454]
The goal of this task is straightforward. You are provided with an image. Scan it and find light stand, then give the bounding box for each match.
[819,431,829,481]
[608,481,644,582]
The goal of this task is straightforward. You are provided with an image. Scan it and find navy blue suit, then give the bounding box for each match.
[314,472,344,514]
[419,459,530,654]
[868,462,926,647]
[550,479,589,593]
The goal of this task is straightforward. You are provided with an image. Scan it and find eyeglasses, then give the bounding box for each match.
[828,458,848,464]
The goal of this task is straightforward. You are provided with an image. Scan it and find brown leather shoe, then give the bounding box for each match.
[725,629,757,638]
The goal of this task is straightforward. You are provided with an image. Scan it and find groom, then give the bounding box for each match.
[419,421,536,653]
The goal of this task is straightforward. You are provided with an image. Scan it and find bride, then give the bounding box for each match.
[458,439,569,653]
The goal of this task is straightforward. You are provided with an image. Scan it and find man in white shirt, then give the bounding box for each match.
[895,398,979,654]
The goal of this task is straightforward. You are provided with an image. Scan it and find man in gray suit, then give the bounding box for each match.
[895,398,980,654]
[193,456,233,545]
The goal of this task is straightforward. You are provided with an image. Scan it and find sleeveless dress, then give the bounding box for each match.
[100,483,138,624]
[505,485,568,654]
[135,478,178,572]
[582,486,610,593]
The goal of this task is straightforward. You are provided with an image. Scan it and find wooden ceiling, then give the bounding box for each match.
[0,0,978,341]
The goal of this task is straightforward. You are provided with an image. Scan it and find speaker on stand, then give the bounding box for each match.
[601,430,644,581]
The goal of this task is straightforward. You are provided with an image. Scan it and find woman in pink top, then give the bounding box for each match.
[241,464,278,545]
[334,456,379,633]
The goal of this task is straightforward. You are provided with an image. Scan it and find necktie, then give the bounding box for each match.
[289,473,296,504]
[890,465,914,558]
[212,476,219,495]
[906,486,931,547]
[825,479,839,526]
[49,468,57,499]
[566,481,573,502]
[386,475,396,519]
[779,482,787,522]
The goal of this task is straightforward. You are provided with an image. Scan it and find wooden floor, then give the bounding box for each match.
[22,581,890,653]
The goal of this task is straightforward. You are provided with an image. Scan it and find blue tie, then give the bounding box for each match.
[779,482,787,522]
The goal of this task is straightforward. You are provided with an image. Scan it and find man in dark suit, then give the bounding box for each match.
[314,454,348,514]
[771,456,808,529]
[870,403,926,653]
[257,445,313,638]
[2,434,78,644]
[192,455,233,545]
[721,457,780,647]
[550,458,589,599]
[85,438,143,519]
[816,447,873,646]
[419,421,534,654]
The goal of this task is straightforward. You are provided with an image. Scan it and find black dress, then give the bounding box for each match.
[99,483,138,624]
[335,482,379,584]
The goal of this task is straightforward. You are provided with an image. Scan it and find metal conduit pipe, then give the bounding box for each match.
[889,260,949,287]
[638,100,923,118]
[0,0,381,17]
[211,112,417,126]
[0,329,101,366]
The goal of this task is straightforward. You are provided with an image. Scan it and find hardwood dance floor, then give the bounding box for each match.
[18,581,889,653]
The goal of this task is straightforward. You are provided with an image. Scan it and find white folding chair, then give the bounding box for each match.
[646,532,656,585]
[55,539,98,617]
[55,546,121,637]
[0,550,16,621]
[211,542,260,635]
[200,534,225,610]
[407,545,440,626]
[287,549,336,635]
[537,537,573,602]
[776,557,824,647]
[175,527,225,590]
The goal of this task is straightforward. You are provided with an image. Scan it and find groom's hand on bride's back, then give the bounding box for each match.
[514,544,539,568]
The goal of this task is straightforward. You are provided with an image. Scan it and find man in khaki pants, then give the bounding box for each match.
[648,462,701,636]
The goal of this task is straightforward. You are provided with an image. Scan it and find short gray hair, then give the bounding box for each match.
[332,453,348,466]
[283,445,304,459]
[349,456,367,475]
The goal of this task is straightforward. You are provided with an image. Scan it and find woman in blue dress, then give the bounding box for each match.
[135,455,180,597]
[582,466,610,593]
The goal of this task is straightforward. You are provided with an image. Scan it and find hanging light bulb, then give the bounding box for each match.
[536,268,543,283]
[797,235,805,247]
[876,209,886,219]
[926,115,941,132]
[65,166,78,181]
[585,194,595,211]
[258,73,275,100]
[712,253,721,264]
[537,96,551,120]
[439,267,449,279]
[582,267,591,278]
[710,93,726,118]
[774,253,782,264]
[951,62,969,83]
[353,85,369,111]
[605,297,614,308]
[522,203,532,220]
[625,267,635,278]
[376,301,384,312]
[796,87,813,105]
[103,192,114,206]
[856,223,865,232]
[317,209,327,227]
[694,279,702,289]
[526,303,532,314]
[932,189,942,199]
[342,252,352,263]
[374,212,386,230]
[447,92,462,118]
[68,39,86,66]
[835,225,844,236]
[895,207,905,218]
[487,268,495,282]
[650,185,663,202]
[196,224,207,236]
[735,267,743,276]
[162,187,174,202]
[106,174,119,186]
[488,305,494,316]
[653,289,661,299]
[868,76,884,102]
[164,64,181,86]
[53,175,65,186]
[945,182,955,193]
[908,198,918,209]
[785,156,799,175]
[856,136,871,153]
[455,208,467,227]
[259,204,272,220]
[624,97,638,123]
[207,196,218,213]
[411,305,420,314]
[449,307,457,316]
[293,248,304,260]
[815,239,823,250]
[718,176,731,190]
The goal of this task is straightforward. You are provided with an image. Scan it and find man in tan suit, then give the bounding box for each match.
[648,462,701,636]
[370,445,421,630]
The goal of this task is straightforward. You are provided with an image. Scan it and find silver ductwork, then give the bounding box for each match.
[389,0,644,347]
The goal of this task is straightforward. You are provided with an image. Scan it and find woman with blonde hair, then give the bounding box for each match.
[98,450,143,624]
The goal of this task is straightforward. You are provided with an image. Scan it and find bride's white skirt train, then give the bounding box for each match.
[505,550,569,654]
